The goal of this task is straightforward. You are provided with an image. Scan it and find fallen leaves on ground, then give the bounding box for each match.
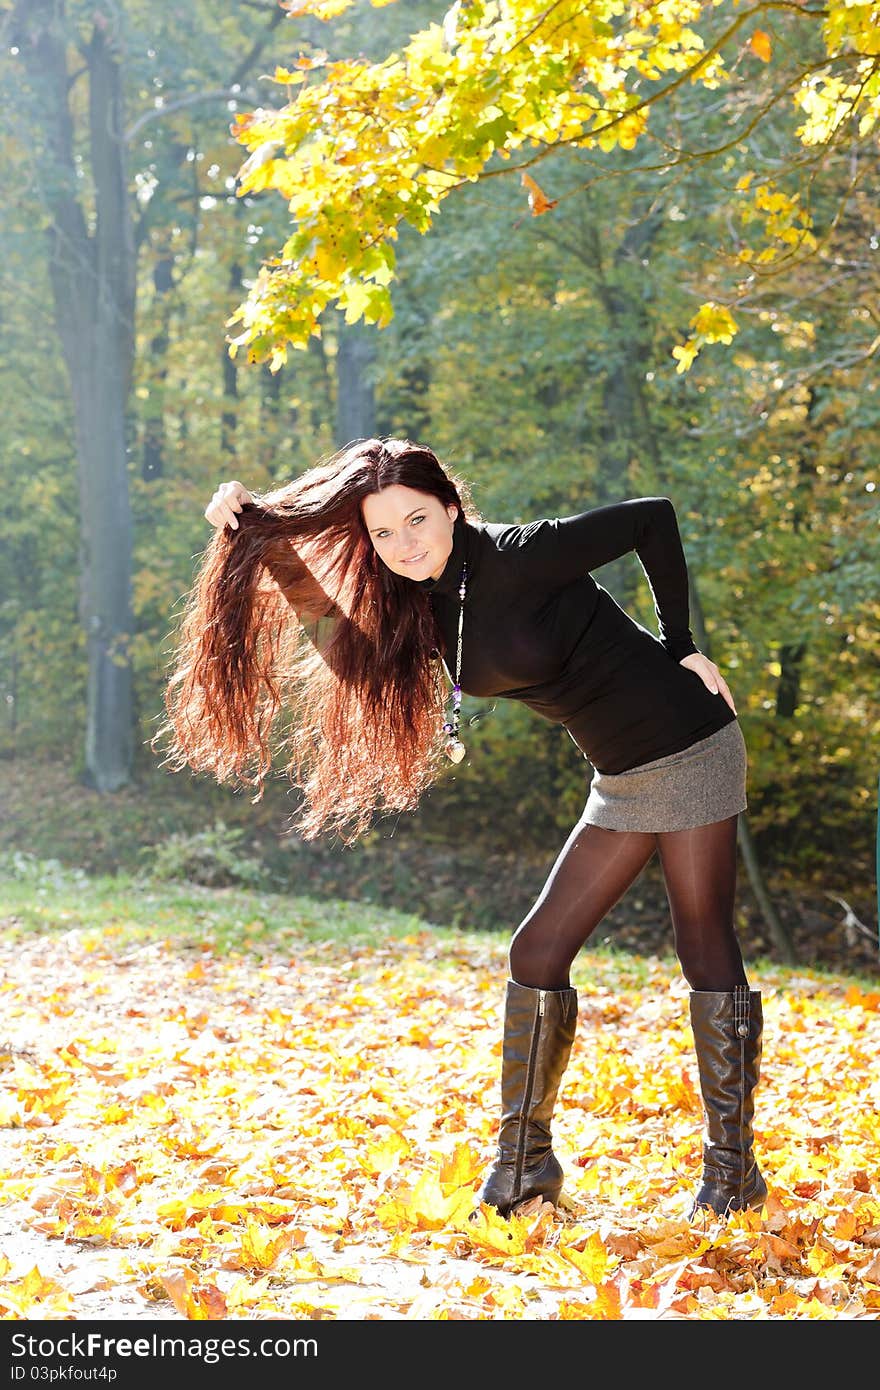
[1,922,879,1320]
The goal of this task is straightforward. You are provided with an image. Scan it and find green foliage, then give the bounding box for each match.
[140,819,267,889]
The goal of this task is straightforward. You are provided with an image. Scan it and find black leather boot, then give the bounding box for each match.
[477,981,578,1218]
[689,985,767,1219]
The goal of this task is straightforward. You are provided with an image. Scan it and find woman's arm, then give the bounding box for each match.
[205,479,340,653]
[262,546,340,645]
[508,496,698,660]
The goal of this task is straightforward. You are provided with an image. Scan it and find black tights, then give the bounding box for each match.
[509,815,747,993]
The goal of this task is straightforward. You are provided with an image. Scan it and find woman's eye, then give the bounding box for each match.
[411,515,425,526]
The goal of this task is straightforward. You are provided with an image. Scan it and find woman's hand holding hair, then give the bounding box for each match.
[205,480,254,530]
[678,652,737,714]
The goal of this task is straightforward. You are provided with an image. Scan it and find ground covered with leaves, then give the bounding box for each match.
[1,860,880,1321]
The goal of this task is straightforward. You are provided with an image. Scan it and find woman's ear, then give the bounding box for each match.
[447,504,460,524]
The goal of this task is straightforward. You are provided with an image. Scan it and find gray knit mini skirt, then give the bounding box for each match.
[581,719,748,833]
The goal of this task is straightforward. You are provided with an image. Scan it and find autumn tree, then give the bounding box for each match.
[4,0,293,788]
[228,0,880,373]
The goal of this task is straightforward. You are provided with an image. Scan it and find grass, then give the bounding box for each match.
[3,849,879,996]
[0,851,441,957]
[2,752,878,981]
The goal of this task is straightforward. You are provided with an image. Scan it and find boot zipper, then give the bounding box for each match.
[735,987,749,1207]
[514,990,545,1201]
[738,1032,747,1207]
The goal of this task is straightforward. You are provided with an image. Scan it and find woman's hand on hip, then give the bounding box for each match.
[205,480,254,530]
[678,652,737,714]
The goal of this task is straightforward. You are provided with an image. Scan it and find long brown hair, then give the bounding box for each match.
[152,438,479,842]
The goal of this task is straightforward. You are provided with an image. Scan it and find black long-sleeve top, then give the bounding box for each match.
[417,497,736,773]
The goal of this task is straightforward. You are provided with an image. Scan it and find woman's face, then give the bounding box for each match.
[362,485,459,581]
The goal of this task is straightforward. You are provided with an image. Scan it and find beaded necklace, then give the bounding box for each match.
[441,562,467,763]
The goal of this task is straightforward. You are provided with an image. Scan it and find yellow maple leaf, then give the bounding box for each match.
[558,1280,623,1319]
[806,1243,846,1278]
[104,1161,139,1193]
[161,1268,227,1320]
[155,1194,207,1228]
[281,1,354,20]
[67,1212,114,1242]
[0,1266,73,1318]
[797,1296,840,1320]
[557,1298,598,1318]
[844,986,880,1010]
[770,1289,800,1314]
[833,1210,858,1241]
[284,1250,326,1281]
[236,140,282,187]
[559,1230,611,1284]
[439,1142,483,1193]
[464,1275,493,1297]
[238,1219,293,1270]
[365,1131,410,1174]
[690,301,739,344]
[672,341,699,374]
[386,1171,475,1230]
[749,30,772,63]
[463,1203,531,1255]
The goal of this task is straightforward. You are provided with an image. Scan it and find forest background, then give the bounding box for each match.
[2,0,879,974]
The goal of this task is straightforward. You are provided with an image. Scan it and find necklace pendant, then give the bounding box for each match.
[441,561,468,766]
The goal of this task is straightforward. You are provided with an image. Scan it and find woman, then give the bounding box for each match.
[156,435,766,1223]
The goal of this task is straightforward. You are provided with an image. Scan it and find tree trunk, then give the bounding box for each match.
[335,317,376,445]
[17,1,135,790]
[591,203,663,501]
[142,252,174,481]
[738,816,798,964]
[222,261,243,454]
[71,363,134,789]
[775,640,806,718]
[81,16,135,787]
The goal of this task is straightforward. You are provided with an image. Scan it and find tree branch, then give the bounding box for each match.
[125,2,287,142]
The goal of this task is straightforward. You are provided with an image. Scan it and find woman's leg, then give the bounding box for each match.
[656,814,766,1216]
[480,819,656,1215]
[508,821,657,988]
[655,814,746,990]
